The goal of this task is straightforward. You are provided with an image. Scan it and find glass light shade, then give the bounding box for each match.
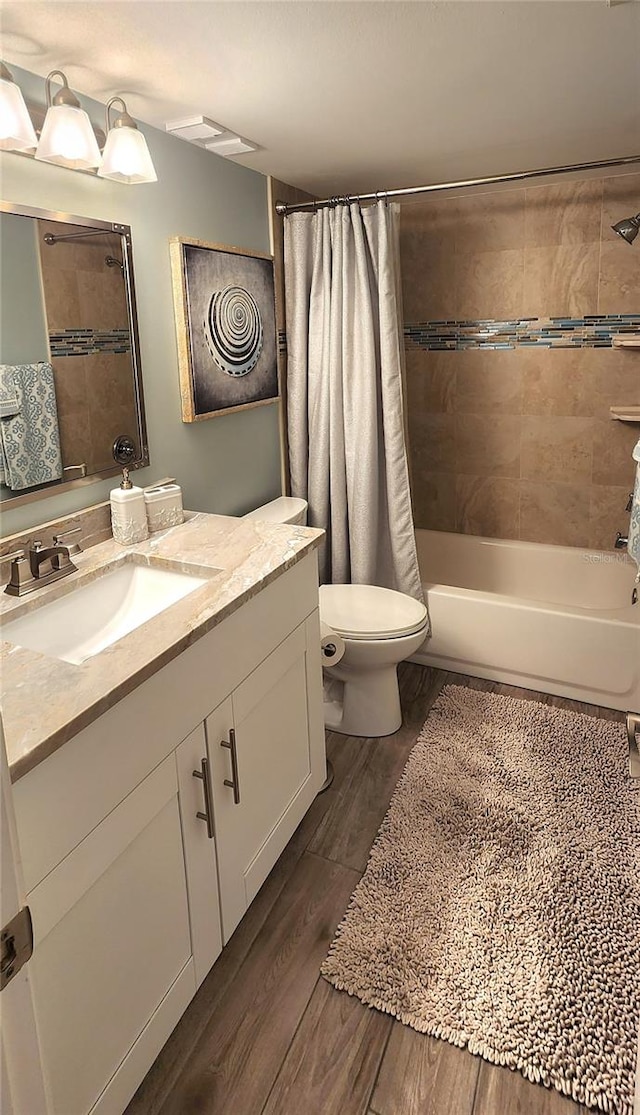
[0,77,37,151]
[35,103,101,169]
[98,125,157,184]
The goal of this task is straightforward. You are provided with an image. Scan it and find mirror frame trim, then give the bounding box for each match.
[0,200,150,509]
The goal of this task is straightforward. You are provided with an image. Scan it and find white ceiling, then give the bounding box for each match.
[2,1,639,197]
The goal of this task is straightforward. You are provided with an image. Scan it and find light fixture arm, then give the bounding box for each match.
[45,70,80,110]
[105,95,138,134]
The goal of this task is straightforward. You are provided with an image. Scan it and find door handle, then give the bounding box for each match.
[192,756,214,838]
[221,728,241,805]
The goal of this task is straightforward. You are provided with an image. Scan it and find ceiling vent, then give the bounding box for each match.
[204,135,257,157]
[165,115,257,158]
[165,115,224,142]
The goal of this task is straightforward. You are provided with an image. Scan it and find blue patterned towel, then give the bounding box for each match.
[628,438,640,572]
[0,362,63,491]
[0,364,20,418]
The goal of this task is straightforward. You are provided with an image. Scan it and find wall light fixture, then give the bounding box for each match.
[0,64,158,185]
[0,61,38,151]
[98,96,157,184]
[35,70,102,170]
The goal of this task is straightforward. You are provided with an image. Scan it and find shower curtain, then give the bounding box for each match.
[284,200,425,605]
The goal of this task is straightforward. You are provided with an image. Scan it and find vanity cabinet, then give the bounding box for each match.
[10,551,325,1115]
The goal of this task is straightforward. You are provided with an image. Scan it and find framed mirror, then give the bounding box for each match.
[0,201,149,508]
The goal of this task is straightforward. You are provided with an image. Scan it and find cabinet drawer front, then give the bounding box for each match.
[29,776,191,1115]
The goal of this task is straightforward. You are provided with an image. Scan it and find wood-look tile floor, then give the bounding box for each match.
[127,665,624,1115]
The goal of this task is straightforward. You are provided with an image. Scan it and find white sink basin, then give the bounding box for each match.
[2,561,209,665]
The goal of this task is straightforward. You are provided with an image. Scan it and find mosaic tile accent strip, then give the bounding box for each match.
[49,328,131,358]
[404,315,640,351]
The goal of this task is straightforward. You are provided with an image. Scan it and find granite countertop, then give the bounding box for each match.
[1,513,323,782]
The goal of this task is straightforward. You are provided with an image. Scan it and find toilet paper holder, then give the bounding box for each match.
[320,622,345,668]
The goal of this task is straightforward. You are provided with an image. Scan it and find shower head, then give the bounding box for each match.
[105,255,124,272]
[611,213,640,245]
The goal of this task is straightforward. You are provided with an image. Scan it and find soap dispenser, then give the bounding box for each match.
[110,466,149,546]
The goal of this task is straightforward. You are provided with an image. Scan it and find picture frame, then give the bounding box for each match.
[170,236,279,422]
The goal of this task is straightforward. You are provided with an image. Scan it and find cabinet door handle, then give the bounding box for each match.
[192,757,214,838]
[220,728,241,805]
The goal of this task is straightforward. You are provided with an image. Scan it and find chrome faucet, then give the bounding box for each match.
[3,528,81,597]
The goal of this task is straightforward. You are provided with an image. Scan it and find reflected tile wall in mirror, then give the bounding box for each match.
[37,219,138,478]
[0,203,148,508]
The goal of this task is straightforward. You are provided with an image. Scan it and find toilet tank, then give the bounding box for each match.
[243,496,308,526]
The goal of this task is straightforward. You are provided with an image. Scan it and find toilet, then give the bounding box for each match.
[243,495,309,526]
[244,497,429,737]
[319,583,428,737]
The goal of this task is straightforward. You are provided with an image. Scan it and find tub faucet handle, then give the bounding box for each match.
[626,492,634,513]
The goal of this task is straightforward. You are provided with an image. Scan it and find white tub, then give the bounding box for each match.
[413,529,640,712]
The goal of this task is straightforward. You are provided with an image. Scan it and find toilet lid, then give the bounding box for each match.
[319,584,428,640]
[243,496,307,524]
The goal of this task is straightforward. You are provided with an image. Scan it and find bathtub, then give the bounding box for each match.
[413,529,640,712]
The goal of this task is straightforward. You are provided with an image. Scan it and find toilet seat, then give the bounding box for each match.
[319,584,428,641]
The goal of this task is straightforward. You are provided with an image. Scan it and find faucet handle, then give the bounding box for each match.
[52,527,82,555]
[626,492,634,513]
[3,550,37,597]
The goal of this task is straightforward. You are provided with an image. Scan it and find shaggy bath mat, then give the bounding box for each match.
[322,685,640,1114]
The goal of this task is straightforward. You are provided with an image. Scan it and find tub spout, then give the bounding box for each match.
[614,533,629,549]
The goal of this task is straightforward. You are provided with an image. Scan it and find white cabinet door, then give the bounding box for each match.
[27,757,193,1115]
[175,724,223,987]
[207,622,317,943]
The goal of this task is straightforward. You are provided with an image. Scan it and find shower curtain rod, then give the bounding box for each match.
[274,154,640,215]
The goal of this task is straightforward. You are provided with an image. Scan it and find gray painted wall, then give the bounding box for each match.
[1,65,283,536]
[0,212,49,365]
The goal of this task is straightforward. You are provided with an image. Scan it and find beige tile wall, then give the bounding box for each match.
[401,174,640,549]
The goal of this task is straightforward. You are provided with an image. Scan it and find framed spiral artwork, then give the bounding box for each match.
[170,237,278,422]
